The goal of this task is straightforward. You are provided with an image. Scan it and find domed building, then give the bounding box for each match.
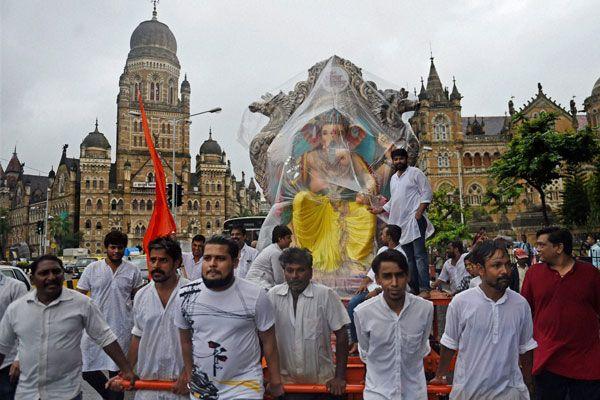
[584,77,600,128]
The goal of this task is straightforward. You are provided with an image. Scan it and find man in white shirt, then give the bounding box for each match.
[431,240,469,294]
[0,272,27,399]
[0,255,135,400]
[181,234,205,281]
[77,231,144,400]
[107,236,190,399]
[355,249,433,400]
[268,248,350,399]
[370,148,434,298]
[430,240,537,399]
[230,225,258,278]
[175,235,284,400]
[246,225,293,289]
[348,224,405,353]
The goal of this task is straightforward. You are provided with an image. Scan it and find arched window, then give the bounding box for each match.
[168,82,175,104]
[139,121,143,132]
[96,199,103,211]
[96,221,102,230]
[211,183,216,192]
[193,200,199,211]
[161,124,165,134]
[100,180,104,189]
[93,180,98,189]
[147,173,154,183]
[206,201,211,212]
[167,124,171,135]
[467,184,484,206]
[117,199,124,211]
[134,82,141,97]
[193,226,199,234]
[85,179,90,189]
[474,153,482,167]
[215,201,220,211]
[493,151,501,160]
[85,219,92,229]
[147,200,153,211]
[85,199,92,211]
[217,183,222,192]
[205,183,210,193]
[132,199,138,211]
[216,219,221,228]
[111,199,117,211]
[155,83,160,101]
[133,120,138,132]
[433,115,450,141]
[140,200,146,210]
[150,82,155,100]
[187,200,193,211]
[483,152,491,167]
[206,221,212,229]
[135,225,141,235]
[141,225,146,235]
[437,153,450,168]
[463,153,473,167]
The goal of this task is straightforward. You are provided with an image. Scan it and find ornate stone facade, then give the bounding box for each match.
[1,10,260,257]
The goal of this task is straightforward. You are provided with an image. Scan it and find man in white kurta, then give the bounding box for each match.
[246,225,293,289]
[230,226,258,278]
[354,250,433,400]
[372,148,434,296]
[0,274,27,398]
[431,240,537,400]
[130,274,189,399]
[181,234,205,281]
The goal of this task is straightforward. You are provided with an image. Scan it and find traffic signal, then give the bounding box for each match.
[176,183,184,207]
[36,221,44,234]
[166,183,173,209]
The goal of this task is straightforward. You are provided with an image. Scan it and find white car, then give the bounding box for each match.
[0,266,32,291]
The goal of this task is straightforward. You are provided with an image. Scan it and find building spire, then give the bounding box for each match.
[450,76,462,101]
[151,0,159,20]
[209,126,212,140]
[426,57,445,101]
[418,77,428,100]
[95,117,99,131]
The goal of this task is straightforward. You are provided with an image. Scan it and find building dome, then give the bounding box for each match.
[199,129,222,155]
[81,120,111,150]
[127,12,179,66]
[592,77,600,96]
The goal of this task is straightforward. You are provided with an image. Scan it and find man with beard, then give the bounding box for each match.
[369,148,434,298]
[431,240,537,399]
[0,255,135,400]
[230,225,258,278]
[175,235,284,400]
[522,227,600,399]
[77,231,144,400]
[182,234,205,281]
[267,248,350,399]
[107,236,190,399]
[431,240,470,294]
[354,249,433,399]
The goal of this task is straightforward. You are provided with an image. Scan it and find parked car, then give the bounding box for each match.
[65,257,98,279]
[0,266,32,291]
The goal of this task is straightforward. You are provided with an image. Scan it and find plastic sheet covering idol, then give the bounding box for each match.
[241,56,420,296]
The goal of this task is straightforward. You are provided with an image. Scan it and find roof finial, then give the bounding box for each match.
[453,76,456,85]
[95,117,98,131]
[429,41,433,61]
[13,145,17,155]
[151,0,159,19]
[184,73,188,81]
[209,126,212,140]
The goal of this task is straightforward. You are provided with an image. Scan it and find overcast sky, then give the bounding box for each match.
[1,0,598,185]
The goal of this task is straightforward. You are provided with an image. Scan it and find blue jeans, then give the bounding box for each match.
[401,216,431,293]
[347,291,368,343]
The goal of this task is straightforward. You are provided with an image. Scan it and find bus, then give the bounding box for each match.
[223,216,266,243]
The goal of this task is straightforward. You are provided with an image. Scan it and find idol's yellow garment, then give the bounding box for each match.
[292,190,375,272]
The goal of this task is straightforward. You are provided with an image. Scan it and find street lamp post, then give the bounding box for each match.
[129,107,222,222]
[43,187,51,254]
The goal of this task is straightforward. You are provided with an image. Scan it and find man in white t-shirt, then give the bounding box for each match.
[355,249,433,399]
[230,225,258,278]
[430,240,537,399]
[348,225,405,353]
[77,231,144,400]
[431,240,469,294]
[268,248,350,399]
[246,225,293,289]
[175,235,284,400]
[107,236,190,399]
[181,234,205,281]
[0,272,27,399]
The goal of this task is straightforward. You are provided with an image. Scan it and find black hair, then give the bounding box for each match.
[371,249,409,275]
[148,236,183,263]
[205,235,240,259]
[272,225,293,243]
[536,226,573,255]
[279,247,313,269]
[104,230,128,248]
[230,225,247,236]
[470,239,509,267]
[450,240,464,254]
[385,224,402,244]
[464,252,473,263]
[390,148,408,158]
[192,234,206,243]
[30,254,64,275]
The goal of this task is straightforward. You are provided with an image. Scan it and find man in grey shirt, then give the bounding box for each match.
[246,225,293,289]
[0,272,27,399]
[0,255,136,400]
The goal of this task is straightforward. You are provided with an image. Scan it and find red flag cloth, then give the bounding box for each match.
[139,91,177,257]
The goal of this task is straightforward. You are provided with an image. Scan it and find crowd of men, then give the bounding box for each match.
[0,147,599,400]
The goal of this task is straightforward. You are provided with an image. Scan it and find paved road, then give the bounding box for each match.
[82,379,135,400]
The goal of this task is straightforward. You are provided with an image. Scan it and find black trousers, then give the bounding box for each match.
[535,370,600,400]
[82,370,123,400]
[0,365,17,400]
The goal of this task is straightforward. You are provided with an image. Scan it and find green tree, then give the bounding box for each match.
[426,188,471,248]
[489,112,597,226]
[48,213,82,254]
[0,208,11,260]
[561,165,590,227]
[586,158,600,228]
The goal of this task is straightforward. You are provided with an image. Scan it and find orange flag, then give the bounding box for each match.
[138,91,177,258]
